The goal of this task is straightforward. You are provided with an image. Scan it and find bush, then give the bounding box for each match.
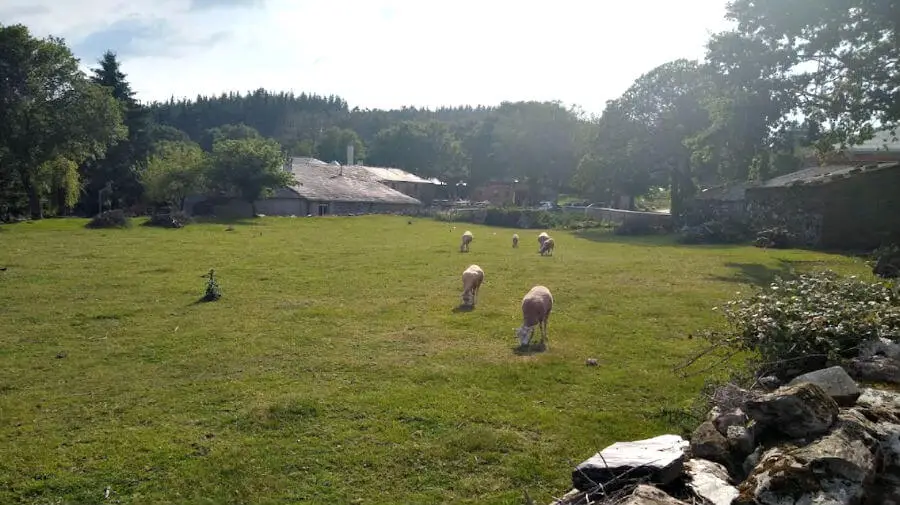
[754,227,792,249]
[677,218,750,244]
[699,270,900,379]
[144,210,191,229]
[86,210,131,229]
[872,244,900,279]
[613,219,667,236]
[202,269,221,302]
[434,207,602,230]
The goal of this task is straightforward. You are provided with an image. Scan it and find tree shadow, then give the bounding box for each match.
[451,304,474,313]
[708,260,799,287]
[512,341,548,355]
[192,216,264,226]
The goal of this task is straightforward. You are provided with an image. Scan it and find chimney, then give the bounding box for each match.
[346,144,354,166]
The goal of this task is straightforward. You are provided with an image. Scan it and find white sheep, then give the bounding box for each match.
[538,232,550,246]
[512,233,519,248]
[460,230,473,252]
[461,264,484,307]
[516,285,553,347]
[539,237,555,256]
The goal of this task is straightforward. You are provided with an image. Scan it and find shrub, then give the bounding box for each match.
[677,218,750,245]
[613,219,666,236]
[144,210,191,229]
[86,210,131,229]
[754,227,792,249]
[433,207,602,230]
[698,270,900,379]
[202,269,221,302]
[872,244,900,279]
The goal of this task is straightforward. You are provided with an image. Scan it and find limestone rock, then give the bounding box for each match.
[856,387,900,412]
[621,485,689,505]
[737,418,877,505]
[846,355,900,384]
[726,425,755,455]
[572,435,688,491]
[690,421,730,464]
[713,408,748,436]
[744,382,839,439]
[684,459,739,505]
[788,366,861,406]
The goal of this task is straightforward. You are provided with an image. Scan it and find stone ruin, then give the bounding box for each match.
[549,364,900,505]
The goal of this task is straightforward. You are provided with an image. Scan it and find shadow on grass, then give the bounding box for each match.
[709,260,798,287]
[192,216,264,226]
[451,304,474,313]
[512,341,548,355]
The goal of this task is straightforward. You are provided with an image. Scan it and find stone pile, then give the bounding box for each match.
[551,365,900,505]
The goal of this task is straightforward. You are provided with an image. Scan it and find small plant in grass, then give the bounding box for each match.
[202,269,221,302]
[681,270,900,380]
[85,210,131,229]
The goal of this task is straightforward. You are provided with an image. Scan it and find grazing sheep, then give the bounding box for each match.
[461,264,484,307]
[538,232,550,246]
[460,230,473,252]
[539,237,555,256]
[512,234,519,248]
[516,285,553,347]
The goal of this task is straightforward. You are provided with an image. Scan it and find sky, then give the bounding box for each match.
[1,0,735,115]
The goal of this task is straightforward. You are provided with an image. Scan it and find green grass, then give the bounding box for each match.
[0,216,870,504]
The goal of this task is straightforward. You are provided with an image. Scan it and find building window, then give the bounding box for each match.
[318,203,329,216]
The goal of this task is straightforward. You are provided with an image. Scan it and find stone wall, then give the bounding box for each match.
[746,166,900,250]
[549,361,900,505]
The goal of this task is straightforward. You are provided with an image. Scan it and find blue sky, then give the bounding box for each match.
[1,0,733,114]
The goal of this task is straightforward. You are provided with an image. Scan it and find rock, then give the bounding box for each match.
[861,337,900,360]
[846,355,900,384]
[742,446,761,478]
[683,459,739,505]
[744,382,839,439]
[726,425,755,455]
[713,407,748,436]
[864,475,900,505]
[621,485,689,505]
[737,418,877,505]
[856,387,900,412]
[757,375,781,391]
[788,365,861,406]
[572,435,688,491]
[839,408,900,470]
[690,421,730,464]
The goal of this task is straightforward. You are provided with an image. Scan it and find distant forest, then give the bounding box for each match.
[2,0,897,219]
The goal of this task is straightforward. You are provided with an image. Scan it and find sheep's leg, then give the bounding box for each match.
[543,318,549,348]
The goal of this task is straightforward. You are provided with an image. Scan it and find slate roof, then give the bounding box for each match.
[757,162,900,188]
[287,158,423,205]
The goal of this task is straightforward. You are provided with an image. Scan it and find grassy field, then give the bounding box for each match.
[0,216,871,504]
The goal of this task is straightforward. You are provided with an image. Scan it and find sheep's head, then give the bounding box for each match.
[461,289,474,306]
[516,326,532,346]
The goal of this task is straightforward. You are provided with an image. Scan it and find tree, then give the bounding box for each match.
[207,137,295,216]
[580,60,713,215]
[141,140,208,210]
[487,101,582,200]
[711,0,899,149]
[201,123,261,151]
[368,121,468,183]
[314,127,365,164]
[0,24,126,219]
[79,50,152,213]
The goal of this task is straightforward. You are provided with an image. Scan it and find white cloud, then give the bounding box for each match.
[2,0,735,113]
